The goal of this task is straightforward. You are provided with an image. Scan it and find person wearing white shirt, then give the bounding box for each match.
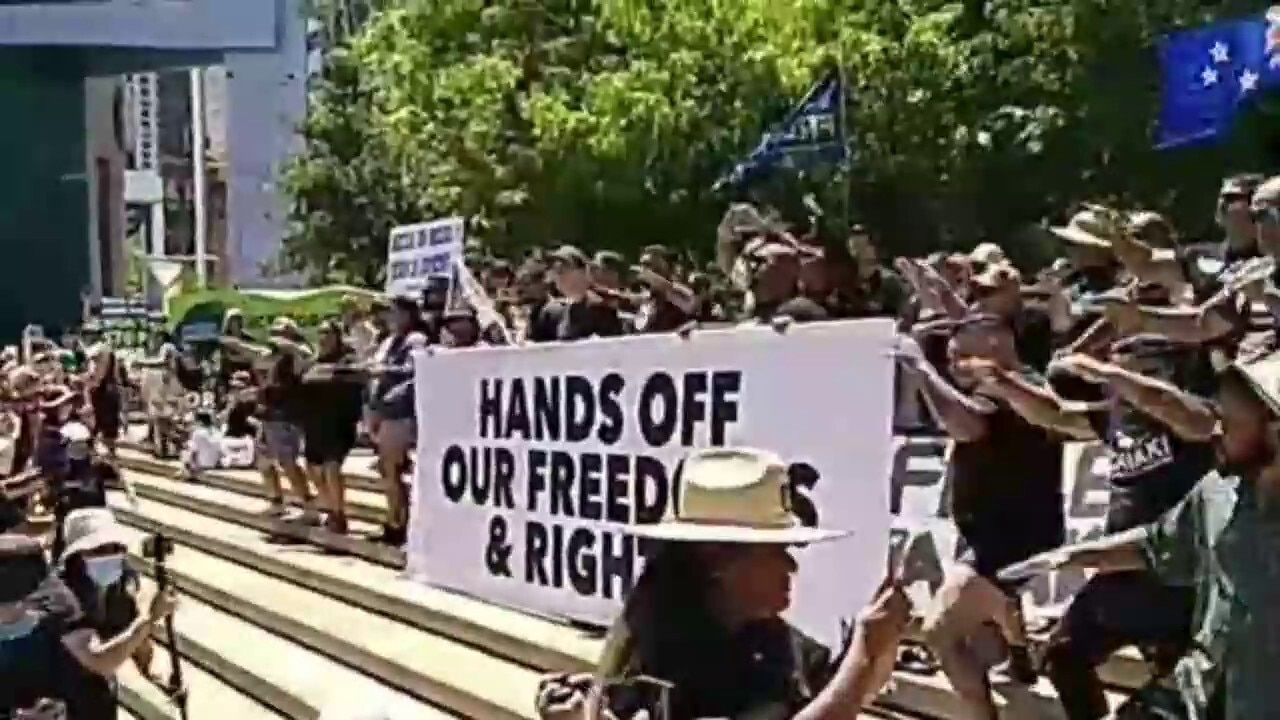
[180,411,223,481]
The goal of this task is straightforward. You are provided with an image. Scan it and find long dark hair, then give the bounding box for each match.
[597,543,716,681]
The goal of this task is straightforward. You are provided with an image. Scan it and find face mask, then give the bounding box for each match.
[0,610,37,641]
[83,555,125,589]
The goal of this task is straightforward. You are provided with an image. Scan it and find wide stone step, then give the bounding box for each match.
[114,519,538,719]
[119,430,386,493]
[107,491,597,673]
[116,638,284,720]
[108,464,1142,720]
[115,447,388,525]
[119,468,404,568]
[129,571,451,719]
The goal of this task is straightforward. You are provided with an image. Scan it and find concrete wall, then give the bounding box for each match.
[224,0,307,285]
[85,74,127,296]
[0,0,275,50]
[0,48,89,339]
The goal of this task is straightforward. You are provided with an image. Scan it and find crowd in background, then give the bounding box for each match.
[5,172,1280,718]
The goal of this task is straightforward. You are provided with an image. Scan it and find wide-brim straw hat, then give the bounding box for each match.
[62,508,132,559]
[627,448,851,544]
[1050,206,1122,249]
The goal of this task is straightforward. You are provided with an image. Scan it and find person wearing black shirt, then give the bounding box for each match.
[86,347,125,460]
[229,317,318,524]
[533,245,625,342]
[536,448,910,720]
[1185,173,1264,294]
[970,262,1055,372]
[739,237,803,323]
[517,262,559,343]
[842,229,906,319]
[300,321,365,535]
[57,508,169,720]
[632,245,697,334]
[0,530,176,719]
[223,371,258,440]
[1000,337,1215,720]
[895,315,1066,720]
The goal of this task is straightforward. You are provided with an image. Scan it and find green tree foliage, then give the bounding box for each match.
[284,0,1280,281]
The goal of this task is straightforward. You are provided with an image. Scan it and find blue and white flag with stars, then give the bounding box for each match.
[1157,14,1280,149]
[712,68,848,191]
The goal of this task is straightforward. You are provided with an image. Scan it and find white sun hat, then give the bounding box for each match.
[62,508,132,559]
[627,447,851,545]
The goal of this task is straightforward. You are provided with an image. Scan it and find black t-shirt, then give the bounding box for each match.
[775,296,831,323]
[57,573,141,720]
[1062,265,1119,345]
[949,372,1065,544]
[843,267,906,319]
[300,350,364,436]
[256,353,307,424]
[1087,403,1214,532]
[535,297,625,342]
[635,294,692,333]
[617,617,833,720]
[523,300,559,343]
[226,399,257,438]
[1014,305,1054,372]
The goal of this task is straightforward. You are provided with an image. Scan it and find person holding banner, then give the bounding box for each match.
[536,448,910,720]
[895,315,1066,720]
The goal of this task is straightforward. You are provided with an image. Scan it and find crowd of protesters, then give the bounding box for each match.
[534,172,1280,720]
[6,173,1280,718]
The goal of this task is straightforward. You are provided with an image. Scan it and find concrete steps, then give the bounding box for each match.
[115,521,536,719]
[116,639,283,720]
[108,447,1144,719]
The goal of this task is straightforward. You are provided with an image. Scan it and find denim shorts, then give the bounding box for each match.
[259,421,302,464]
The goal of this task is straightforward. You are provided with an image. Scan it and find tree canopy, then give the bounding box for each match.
[283,0,1280,283]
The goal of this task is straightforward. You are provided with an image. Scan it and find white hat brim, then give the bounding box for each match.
[63,526,133,559]
[626,522,851,545]
[1049,225,1112,248]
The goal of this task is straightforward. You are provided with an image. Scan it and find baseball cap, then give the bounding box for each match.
[548,245,589,267]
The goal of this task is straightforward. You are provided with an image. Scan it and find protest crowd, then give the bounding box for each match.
[4,168,1280,720]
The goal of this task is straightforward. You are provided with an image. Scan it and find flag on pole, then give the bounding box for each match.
[712,68,849,191]
[1156,13,1280,149]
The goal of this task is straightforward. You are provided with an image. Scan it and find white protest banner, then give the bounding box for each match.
[385,217,465,298]
[408,320,897,646]
[889,435,1111,617]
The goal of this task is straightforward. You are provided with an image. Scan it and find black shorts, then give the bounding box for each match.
[303,427,355,466]
[957,514,1065,593]
[1048,571,1194,666]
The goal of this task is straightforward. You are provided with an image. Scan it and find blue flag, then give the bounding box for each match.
[713,69,848,191]
[1157,15,1280,149]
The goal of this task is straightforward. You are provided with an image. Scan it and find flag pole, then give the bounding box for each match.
[834,47,852,237]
